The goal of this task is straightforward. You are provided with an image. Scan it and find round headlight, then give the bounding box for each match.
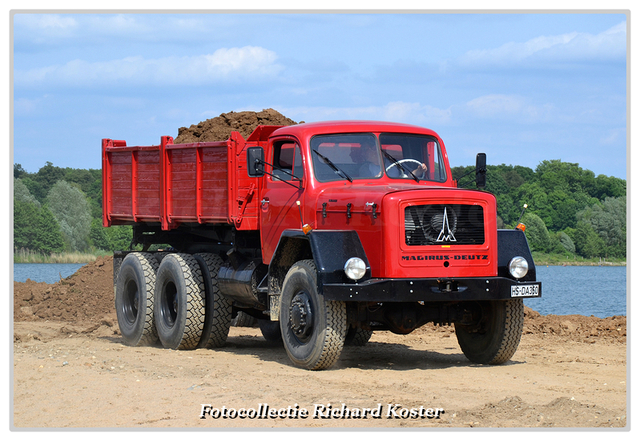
[344,257,367,281]
[508,256,529,279]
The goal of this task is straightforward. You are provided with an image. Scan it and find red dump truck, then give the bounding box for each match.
[102,120,541,370]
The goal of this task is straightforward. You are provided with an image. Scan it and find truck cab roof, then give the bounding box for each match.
[270,120,442,141]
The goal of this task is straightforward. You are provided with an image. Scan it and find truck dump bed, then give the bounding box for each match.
[102,128,277,231]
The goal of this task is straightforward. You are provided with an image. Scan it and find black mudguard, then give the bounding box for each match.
[497,229,537,282]
[270,229,370,289]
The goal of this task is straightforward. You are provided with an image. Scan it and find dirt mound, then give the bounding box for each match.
[522,306,626,343]
[174,108,299,143]
[14,255,116,325]
[415,306,625,344]
[450,395,625,427]
[13,256,626,344]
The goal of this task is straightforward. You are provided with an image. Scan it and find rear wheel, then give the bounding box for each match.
[193,253,232,348]
[115,252,158,346]
[455,299,524,364]
[231,311,257,327]
[345,326,373,346]
[258,319,282,343]
[154,253,205,350]
[279,260,346,370]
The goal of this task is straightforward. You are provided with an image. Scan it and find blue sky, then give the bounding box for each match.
[11,11,628,179]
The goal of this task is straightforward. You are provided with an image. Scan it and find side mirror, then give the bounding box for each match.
[247,147,264,177]
[475,153,486,189]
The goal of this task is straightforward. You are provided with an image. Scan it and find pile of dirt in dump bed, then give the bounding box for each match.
[173,108,300,144]
[13,255,626,344]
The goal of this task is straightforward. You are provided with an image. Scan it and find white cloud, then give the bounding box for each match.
[280,102,451,126]
[15,46,282,88]
[13,14,78,41]
[465,95,524,116]
[458,21,626,69]
[463,94,554,123]
[382,102,452,125]
[15,14,77,31]
[14,14,149,43]
[13,97,40,115]
[82,14,145,37]
[600,128,625,146]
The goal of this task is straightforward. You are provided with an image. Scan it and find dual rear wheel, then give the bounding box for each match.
[115,252,232,350]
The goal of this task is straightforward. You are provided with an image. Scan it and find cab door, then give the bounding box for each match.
[259,139,305,264]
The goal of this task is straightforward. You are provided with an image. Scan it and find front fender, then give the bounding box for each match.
[497,229,537,282]
[270,229,371,291]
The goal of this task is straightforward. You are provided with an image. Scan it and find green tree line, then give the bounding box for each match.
[14,159,626,260]
[13,162,132,255]
[453,159,627,259]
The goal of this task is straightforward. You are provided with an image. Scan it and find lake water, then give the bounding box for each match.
[524,265,627,318]
[13,263,626,318]
[13,263,87,284]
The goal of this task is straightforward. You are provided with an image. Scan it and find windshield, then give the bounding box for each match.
[380,133,447,182]
[311,134,381,182]
[310,133,447,183]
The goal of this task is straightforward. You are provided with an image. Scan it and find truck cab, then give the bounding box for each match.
[245,121,540,368]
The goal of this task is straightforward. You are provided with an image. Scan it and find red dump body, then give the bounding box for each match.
[102,127,279,231]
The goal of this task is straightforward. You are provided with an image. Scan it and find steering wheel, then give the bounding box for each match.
[385,158,424,177]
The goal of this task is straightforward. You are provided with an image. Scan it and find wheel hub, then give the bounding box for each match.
[123,280,139,324]
[289,292,314,339]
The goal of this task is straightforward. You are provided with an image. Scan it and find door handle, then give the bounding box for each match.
[261,198,269,206]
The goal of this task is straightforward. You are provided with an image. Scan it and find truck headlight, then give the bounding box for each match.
[508,256,529,279]
[344,257,367,281]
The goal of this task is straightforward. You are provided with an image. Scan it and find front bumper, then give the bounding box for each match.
[321,277,541,302]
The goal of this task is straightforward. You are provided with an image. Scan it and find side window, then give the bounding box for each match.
[292,145,303,179]
[272,142,303,181]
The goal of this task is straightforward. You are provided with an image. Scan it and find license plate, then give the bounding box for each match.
[511,284,539,297]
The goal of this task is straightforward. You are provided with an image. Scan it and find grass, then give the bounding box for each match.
[531,251,626,267]
[13,248,111,264]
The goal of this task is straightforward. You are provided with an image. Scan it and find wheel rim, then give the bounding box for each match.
[289,290,314,343]
[122,279,139,325]
[161,281,178,326]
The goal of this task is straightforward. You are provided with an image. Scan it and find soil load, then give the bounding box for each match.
[173,108,299,144]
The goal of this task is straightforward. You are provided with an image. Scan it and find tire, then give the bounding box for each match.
[454,299,524,364]
[231,311,257,327]
[345,326,373,346]
[114,252,159,346]
[193,253,232,348]
[154,253,206,350]
[258,319,282,343]
[279,260,346,370]
[153,252,170,265]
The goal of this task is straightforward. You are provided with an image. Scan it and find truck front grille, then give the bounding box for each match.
[405,204,485,246]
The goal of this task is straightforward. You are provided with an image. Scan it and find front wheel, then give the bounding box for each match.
[279,260,346,370]
[454,299,524,364]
